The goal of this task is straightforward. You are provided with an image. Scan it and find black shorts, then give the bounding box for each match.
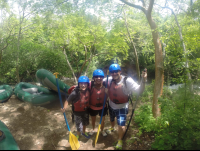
[89,106,108,117]
[74,112,89,132]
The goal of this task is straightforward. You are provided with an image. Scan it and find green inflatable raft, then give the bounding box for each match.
[0,85,13,103]
[14,82,59,105]
[36,69,70,94]
[0,120,20,150]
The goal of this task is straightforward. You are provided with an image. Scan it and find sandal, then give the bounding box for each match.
[89,130,95,136]
[101,130,107,137]
[81,132,90,139]
[105,127,115,134]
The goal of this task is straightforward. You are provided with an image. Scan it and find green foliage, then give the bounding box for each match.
[140,81,154,102]
[134,83,200,150]
[135,102,159,133]
[125,135,136,146]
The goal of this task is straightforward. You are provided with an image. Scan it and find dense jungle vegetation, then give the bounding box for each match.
[0,0,200,149]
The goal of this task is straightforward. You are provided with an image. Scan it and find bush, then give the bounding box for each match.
[134,84,200,150]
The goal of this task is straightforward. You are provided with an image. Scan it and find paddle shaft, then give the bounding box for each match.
[55,78,71,131]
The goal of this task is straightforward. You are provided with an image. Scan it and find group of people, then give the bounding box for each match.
[61,63,147,150]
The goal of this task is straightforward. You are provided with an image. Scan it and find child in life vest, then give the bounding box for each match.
[88,69,108,137]
[61,76,91,140]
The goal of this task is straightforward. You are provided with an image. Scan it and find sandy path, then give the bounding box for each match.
[0,94,154,150]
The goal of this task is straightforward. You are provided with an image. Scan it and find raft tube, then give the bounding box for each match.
[36,69,70,94]
[0,85,13,103]
[14,82,59,105]
[0,120,20,150]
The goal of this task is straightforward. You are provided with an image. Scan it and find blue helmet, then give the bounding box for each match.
[109,64,121,72]
[93,69,104,77]
[78,76,89,84]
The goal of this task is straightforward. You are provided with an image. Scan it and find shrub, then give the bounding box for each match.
[134,84,200,150]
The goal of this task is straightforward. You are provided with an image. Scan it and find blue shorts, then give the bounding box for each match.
[108,105,128,126]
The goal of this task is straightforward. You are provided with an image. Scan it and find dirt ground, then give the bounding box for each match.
[0,91,155,150]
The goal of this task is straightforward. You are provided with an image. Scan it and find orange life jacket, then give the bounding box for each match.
[90,86,106,108]
[73,90,90,112]
[108,80,129,104]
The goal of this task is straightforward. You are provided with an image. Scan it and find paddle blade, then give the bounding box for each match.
[94,124,101,146]
[69,131,80,150]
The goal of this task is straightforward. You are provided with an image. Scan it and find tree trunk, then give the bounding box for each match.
[63,47,78,85]
[147,16,164,118]
[120,0,163,118]
[16,26,21,83]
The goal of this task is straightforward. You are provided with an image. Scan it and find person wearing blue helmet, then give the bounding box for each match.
[61,75,91,140]
[88,69,108,137]
[104,63,147,150]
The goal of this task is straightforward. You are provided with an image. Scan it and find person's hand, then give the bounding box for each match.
[60,107,66,113]
[105,88,108,94]
[142,68,147,83]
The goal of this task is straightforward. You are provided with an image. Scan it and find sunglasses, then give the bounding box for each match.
[94,76,103,79]
[110,70,119,74]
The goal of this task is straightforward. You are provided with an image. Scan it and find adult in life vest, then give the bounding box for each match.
[88,69,108,137]
[61,76,91,140]
[104,63,147,150]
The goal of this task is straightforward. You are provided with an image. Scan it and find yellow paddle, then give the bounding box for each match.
[94,70,109,146]
[53,72,80,150]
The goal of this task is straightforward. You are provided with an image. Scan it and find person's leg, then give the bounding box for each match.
[118,125,126,140]
[109,106,115,129]
[100,106,108,131]
[100,116,105,131]
[115,108,128,150]
[81,111,90,139]
[82,125,86,133]
[100,116,108,137]
[106,105,116,134]
[91,116,96,130]
[74,115,82,139]
[77,131,81,136]
[115,116,126,150]
[89,108,98,135]
[110,120,115,128]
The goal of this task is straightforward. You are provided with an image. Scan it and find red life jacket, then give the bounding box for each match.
[74,90,90,112]
[108,80,128,104]
[90,86,106,108]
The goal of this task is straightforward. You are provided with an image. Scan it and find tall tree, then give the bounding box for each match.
[156,1,192,84]
[12,0,39,83]
[120,0,164,117]
[0,1,15,64]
